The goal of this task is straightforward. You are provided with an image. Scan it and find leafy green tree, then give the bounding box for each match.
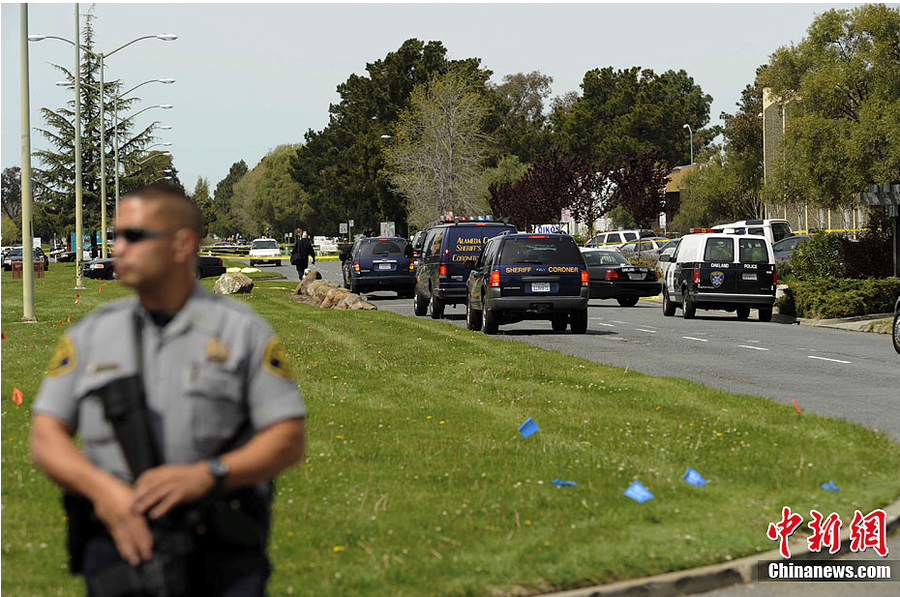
[607,205,636,230]
[210,160,248,237]
[190,176,214,235]
[490,71,554,163]
[2,167,21,232]
[291,39,491,235]
[761,4,900,208]
[252,145,312,237]
[1,217,19,244]
[550,66,715,166]
[33,13,157,237]
[385,71,493,228]
[230,164,265,240]
[473,154,529,211]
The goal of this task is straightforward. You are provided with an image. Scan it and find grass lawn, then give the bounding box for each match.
[3,264,899,596]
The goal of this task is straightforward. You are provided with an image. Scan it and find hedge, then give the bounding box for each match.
[776,277,900,319]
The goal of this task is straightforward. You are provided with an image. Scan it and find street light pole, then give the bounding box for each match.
[99,53,107,256]
[20,3,36,322]
[682,123,693,165]
[73,2,84,289]
[114,103,173,211]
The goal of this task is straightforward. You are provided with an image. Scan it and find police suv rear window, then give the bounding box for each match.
[359,240,405,257]
[583,251,628,266]
[500,238,582,265]
[739,238,769,263]
[704,238,734,262]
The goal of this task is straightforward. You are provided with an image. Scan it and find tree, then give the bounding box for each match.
[230,164,265,240]
[384,70,492,229]
[1,217,19,244]
[761,4,900,208]
[32,11,158,238]
[252,145,312,237]
[2,166,21,225]
[291,39,492,235]
[605,151,673,229]
[210,160,248,237]
[473,154,529,211]
[490,71,554,163]
[191,176,214,236]
[550,66,715,166]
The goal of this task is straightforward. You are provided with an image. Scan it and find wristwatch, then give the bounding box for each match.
[207,458,230,494]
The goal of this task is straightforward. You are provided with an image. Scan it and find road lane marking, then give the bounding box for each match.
[611,320,631,325]
[592,321,615,327]
[636,328,657,333]
[738,345,769,351]
[808,356,851,364]
[683,336,708,342]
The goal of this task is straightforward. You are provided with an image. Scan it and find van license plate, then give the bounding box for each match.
[742,273,757,281]
[628,273,644,281]
[377,263,392,271]
[531,282,551,293]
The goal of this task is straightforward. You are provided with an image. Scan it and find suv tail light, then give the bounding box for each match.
[439,264,447,277]
[489,269,500,288]
[773,269,777,286]
[605,269,619,280]
[581,269,589,287]
[692,267,700,285]
[354,260,360,273]
[409,260,415,271]
[217,258,223,266]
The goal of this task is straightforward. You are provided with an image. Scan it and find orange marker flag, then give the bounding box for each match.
[74,299,79,305]
[102,283,106,287]
[67,315,71,323]
[97,287,102,293]
[791,396,802,416]
[57,319,63,326]
[1,331,5,340]
[75,293,80,298]
[12,388,23,405]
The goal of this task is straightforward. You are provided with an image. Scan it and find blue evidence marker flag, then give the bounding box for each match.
[624,480,654,503]
[821,480,840,492]
[684,468,707,486]
[551,478,577,486]
[518,417,539,438]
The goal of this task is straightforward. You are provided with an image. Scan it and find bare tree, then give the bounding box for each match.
[384,71,491,228]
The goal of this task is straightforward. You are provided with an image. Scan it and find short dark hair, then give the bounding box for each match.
[121,184,204,238]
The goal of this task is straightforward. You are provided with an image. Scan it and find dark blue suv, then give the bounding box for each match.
[465,233,590,334]
[340,237,415,297]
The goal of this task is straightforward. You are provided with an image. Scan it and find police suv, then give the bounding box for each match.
[464,232,590,334]
[414,218,516,318]
[658,231,777,321]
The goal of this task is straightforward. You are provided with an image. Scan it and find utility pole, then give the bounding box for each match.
[20,3,36,322]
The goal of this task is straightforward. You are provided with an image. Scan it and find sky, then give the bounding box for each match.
[1,2,862,191]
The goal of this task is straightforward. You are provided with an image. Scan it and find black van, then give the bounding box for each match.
[414,221,516,318]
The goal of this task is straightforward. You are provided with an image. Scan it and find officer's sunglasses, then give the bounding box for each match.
[112,228,172,243]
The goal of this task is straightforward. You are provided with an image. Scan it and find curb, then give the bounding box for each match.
[540,495,900,597]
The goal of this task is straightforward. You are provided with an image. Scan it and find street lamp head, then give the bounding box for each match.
[161,142,173,146]
[156,34,178,41]
[157,125,173,130]
[28,35,47,42]
[56,81,74,88]
[158,78,176,84]
[380,134,392,139]
[159,104,174,109]
[683,124,690,130]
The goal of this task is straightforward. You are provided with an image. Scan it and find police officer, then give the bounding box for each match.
[30,184,306,596]
[290,230,316,280]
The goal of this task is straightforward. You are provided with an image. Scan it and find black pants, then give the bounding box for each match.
[82,535,270,597]
[295,259,310,280]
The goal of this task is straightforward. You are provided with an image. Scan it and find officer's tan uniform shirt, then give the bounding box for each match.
[33,285,306,483]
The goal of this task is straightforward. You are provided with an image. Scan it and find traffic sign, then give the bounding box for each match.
[339,223,348,234]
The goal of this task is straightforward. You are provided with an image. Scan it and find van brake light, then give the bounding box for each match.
[605,269,618,280]
[692,268,700,285]
[581,269,589,287]
[439,264,447,277]
[489,269,500,288]
[354,260,360,273]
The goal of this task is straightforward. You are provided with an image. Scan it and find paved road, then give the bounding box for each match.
[260,259,899,595]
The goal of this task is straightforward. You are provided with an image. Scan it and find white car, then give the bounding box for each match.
[248,238,282,267]
[711,219,793,246]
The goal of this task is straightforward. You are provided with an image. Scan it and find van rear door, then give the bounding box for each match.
[698,237,737,294]
[735,237,775,295]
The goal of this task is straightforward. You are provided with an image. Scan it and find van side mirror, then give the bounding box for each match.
[659,254,672,262]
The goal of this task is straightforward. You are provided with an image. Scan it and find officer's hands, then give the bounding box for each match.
[132,463,215,520]
[94,479,153,567]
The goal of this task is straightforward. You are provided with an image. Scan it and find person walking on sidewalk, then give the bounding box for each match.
[291,230,316,280]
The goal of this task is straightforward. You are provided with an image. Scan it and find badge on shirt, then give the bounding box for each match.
[262,337,293,379]
[205,337,230,363]
[46,336,78,378]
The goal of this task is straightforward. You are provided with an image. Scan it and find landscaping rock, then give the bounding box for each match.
[321,287,351,309]
[213,272,254,295]
[297,269,323,295]
[349,298,377,310]
[337,293,363,309]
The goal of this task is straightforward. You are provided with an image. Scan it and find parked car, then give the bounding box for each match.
[584,229,655,249]
[465,232,589,334]
[248,238,282,266]
[3,246,48,271]
[619,237,671,259]
[410,230,428,270]
[55,249,94,263]
[659,232,776,321]
[340,236,415,297]
[580,248,661,306]
[711,219,794,246]
[772,233,810,262]
[85,258,115,279]
[198,255,226,279]
[414,220,517,318]
[893,295,900,354]
[208,241,241,255]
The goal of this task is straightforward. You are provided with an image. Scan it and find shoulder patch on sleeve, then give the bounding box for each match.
[261,337,294,380]
[47,336,78,378]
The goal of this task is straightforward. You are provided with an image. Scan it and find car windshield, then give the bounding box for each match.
[359,240,406,257]
[500,238,582,265]
[582,251,629,266]
[252,240,278,250]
